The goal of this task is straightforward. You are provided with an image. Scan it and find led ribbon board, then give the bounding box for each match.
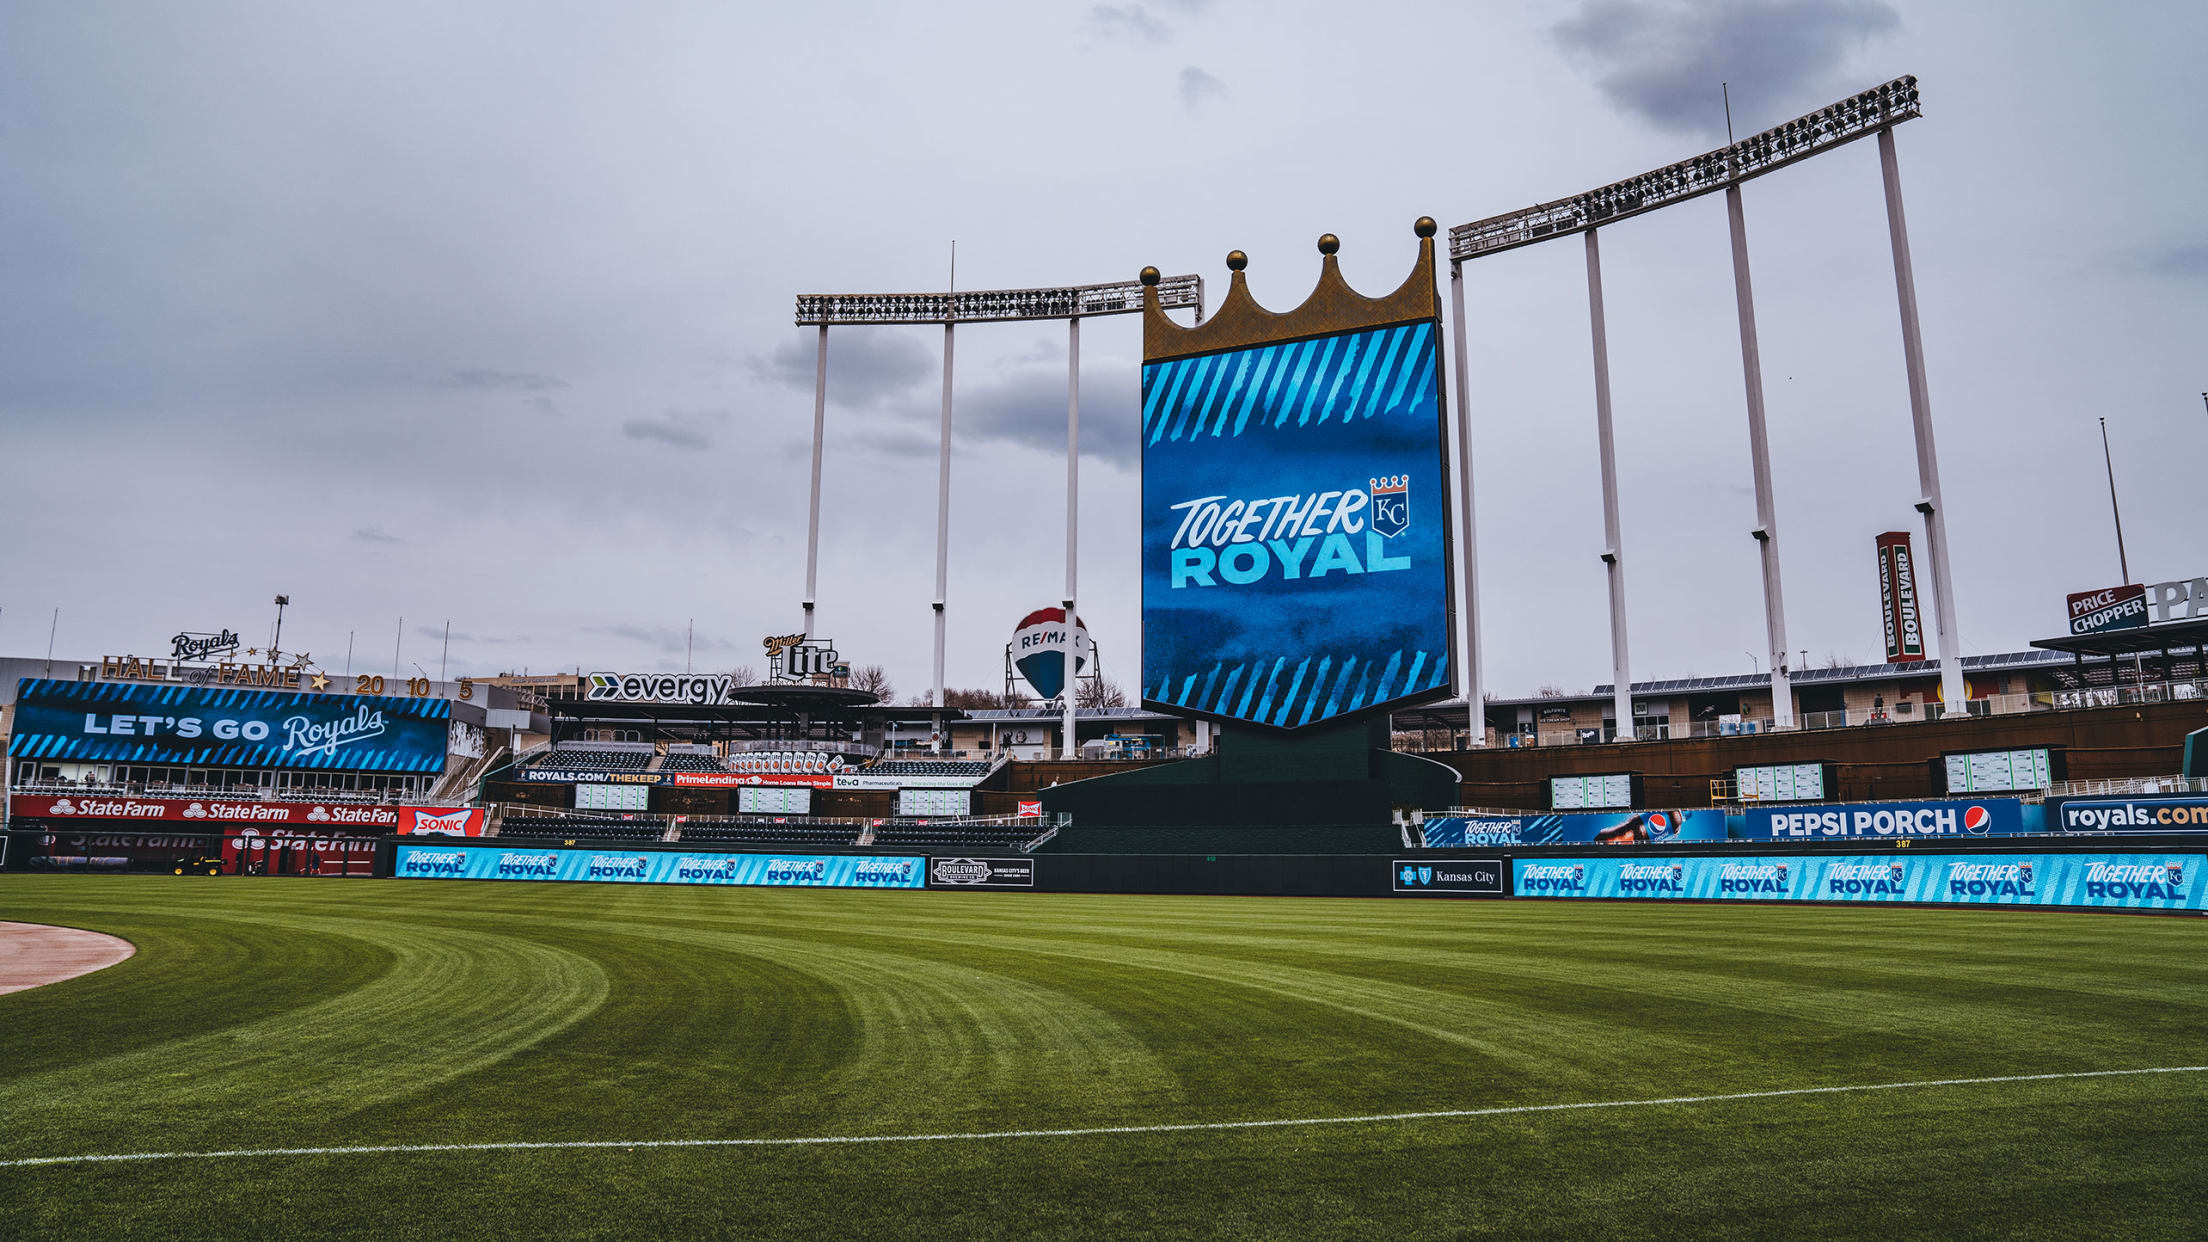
[1136,224,1455,730]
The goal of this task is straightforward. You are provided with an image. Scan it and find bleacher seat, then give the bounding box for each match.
[500,816,664,841]
[528,747,654,773]
[657,753,724,773]
[676,822,861,847]
[864,760,992,778]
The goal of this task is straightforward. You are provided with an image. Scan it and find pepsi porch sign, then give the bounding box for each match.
[1745,798,2022,839]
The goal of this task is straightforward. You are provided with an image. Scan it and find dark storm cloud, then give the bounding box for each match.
[418,626,527,645]
[2124,240,2208,279]
[751,329,935,407]
[622,408,730,450]
[584,625,734,654]
[1179,66,1227,110]
[438,369,568,392]
[1553,0,1899,136]
[351,527,404,544]
[1088,4,1171,46]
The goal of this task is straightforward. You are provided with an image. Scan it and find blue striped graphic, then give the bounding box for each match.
[1142,317,1453,729]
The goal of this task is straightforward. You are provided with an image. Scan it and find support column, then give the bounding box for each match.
[1878,127,1968,715]
[1448,261,1485,746]
[1726,186,1794,730]
[933,321,955,748]
[1062,316,1081,761]
[1584,229,1635,740]
[802,324,828,637]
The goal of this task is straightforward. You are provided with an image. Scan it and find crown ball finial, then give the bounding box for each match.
[1317,233,1340,256]
[1139,266,1161,287]
[1225,250,1247,272]
[1414,216,1437,238]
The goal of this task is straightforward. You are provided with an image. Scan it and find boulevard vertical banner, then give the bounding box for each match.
[1875,531,1925,663]
[1136,223,1455,730]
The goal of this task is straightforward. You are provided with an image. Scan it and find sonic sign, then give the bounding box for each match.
[1136,225,1455,730]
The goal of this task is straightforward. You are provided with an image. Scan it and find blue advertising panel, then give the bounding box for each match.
[393,844,925,889]
[2048,796,2208,835]
[1140,319,1452,729]
[1513,853,2204,911]
[9,678,448,773]
[1743,798,2024,840]
[1423,809,1726,848]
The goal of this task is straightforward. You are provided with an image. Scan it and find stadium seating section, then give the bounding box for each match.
[533,747,654,772]
[656,753,724,773]
[870,824,1041,848]
[500,816,665,841]
[676,823,862,846]
[864,760,993,777]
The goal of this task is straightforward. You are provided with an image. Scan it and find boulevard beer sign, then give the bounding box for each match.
[1875,531,1925,663]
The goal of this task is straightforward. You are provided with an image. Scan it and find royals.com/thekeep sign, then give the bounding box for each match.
[8,678,450,773]
[1140,319,1454,729]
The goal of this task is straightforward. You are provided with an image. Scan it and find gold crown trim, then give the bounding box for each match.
[1141,218,1440,362]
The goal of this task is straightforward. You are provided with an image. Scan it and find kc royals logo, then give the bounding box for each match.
[1370,474,1409,539]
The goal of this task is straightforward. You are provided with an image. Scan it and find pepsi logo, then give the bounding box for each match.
[1963,805,1991,835]
[1648,812,1671,831]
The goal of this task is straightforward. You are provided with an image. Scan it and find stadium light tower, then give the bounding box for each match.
[795,275,1204,753]
[1446,76,1968,727]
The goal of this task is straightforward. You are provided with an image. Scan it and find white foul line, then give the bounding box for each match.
[3,1065,2202,1170]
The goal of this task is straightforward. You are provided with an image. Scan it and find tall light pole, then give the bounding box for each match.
[271,595,290,661]
[793,273,1204,755]
[2100,416,2130,582]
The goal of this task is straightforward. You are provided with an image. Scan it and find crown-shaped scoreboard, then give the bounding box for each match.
[1136,220,1457,732]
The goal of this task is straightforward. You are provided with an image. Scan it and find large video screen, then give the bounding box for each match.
[1141,319,1453,729]
[9,677,449,773]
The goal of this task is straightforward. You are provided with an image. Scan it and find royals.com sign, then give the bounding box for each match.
[1511,853,2203,911]
[2049,796,2208,835]
[394,844,924,889]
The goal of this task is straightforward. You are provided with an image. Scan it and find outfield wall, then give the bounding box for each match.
[367,837,2206,913]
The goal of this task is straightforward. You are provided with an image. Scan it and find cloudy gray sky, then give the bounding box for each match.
[3,1,2203,699]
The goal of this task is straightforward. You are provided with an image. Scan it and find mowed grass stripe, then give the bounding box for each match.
[2,875,2205,1241]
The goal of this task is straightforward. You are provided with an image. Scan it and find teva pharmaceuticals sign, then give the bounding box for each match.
[1875,531,1925,662]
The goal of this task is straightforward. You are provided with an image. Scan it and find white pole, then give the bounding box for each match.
[1448,261,1484,747]
[803,324,827,638]
[1878,126,1968,716]
[1726,185,1794,730]
[1584,228,1634,741]
[1062,315,1081,761]
[932,320,955,748]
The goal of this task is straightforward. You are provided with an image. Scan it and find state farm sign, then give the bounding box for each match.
[8,795,475,834]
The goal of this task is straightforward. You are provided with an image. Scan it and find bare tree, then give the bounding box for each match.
[1077,676,1128,710]
[729,664,759,686]
[850,664,894,701]
[1536,684,1565,698]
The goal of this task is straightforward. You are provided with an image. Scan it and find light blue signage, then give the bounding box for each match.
[1512,853,2204,911]
[394,844,924,889]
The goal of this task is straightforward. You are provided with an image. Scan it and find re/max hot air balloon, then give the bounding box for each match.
[1012,608,1092,701]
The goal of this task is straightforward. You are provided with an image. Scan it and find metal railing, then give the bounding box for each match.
[2044,776,2208,799]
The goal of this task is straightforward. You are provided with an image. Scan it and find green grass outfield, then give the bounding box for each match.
[2,875,2204,1240]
